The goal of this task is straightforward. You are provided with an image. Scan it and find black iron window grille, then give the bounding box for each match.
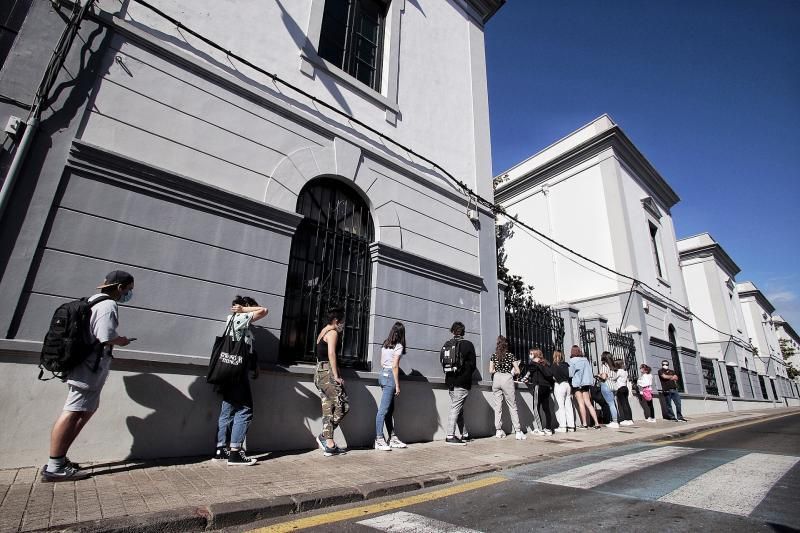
[759,374,768,399]
[726,365,740,398]
[667,326,685,392]
[318,0,387,91]
[609,330,639,382]
[750,370,761,399]
[504,300,564,374]
[700,358,719,396]
[279,178,374,368]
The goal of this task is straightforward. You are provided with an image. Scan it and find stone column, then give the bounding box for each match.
[553,303,580,353]
[497,281,508,337]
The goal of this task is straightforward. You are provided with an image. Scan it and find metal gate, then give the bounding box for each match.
[579,321,599,370]
[505,300,564,367]
[608,330,639,382]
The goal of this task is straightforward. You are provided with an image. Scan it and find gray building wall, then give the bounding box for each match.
[0,1,503,468]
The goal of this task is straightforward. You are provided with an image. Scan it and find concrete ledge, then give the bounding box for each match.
[416,473,453,487]
[55,506,206,532]
[292,487,364,512]
[205,496,296,529]
[359,478,422,500]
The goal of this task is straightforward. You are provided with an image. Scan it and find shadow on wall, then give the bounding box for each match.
[338,378,378,448]
[246,375,320,452]
[389,378,439,444]
[124,374,217,460]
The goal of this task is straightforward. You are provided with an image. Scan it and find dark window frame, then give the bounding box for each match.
[279,177,374,369]
[700,358,718,396]
[649,222,663,278]
[318,0,388,92]
[667,325,684,392]
[726,365,740,398]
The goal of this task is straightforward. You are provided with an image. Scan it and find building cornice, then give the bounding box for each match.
[495,125,680,210]
[461,0,506,23]
[370,242,485,293]
[736,282,776,315]
[67,140,304,237]
[677,241,741,279]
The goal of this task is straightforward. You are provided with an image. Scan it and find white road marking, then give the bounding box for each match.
[357,511,482,532]
[536,445,699,489]
[659,452,800,516]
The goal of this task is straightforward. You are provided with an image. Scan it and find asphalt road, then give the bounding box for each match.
[242,413,800,533]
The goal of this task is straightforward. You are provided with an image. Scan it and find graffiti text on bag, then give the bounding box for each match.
[219,352,243,365]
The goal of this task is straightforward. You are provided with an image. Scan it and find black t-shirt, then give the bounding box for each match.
[552,361,571,383]
[658,368,678,390]
[445,337,476,390]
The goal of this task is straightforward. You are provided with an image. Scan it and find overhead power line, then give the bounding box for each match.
[107,0,756,353]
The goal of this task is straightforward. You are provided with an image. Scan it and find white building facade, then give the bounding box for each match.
[737,283,798,404]
[677,233,776,408]
[0,0,504,467]
[772,315,800,392]
[495,116,709,414]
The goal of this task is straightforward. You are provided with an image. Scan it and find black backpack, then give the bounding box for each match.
[39,295,110,381]
[440,337,463,374]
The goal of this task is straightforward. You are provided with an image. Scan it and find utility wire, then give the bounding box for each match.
[113,0,758,354]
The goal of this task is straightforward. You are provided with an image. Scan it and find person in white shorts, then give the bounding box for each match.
[41,270,134,482]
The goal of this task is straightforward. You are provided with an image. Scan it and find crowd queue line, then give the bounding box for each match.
[40,272,688,480]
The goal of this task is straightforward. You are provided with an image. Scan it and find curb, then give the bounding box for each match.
[46,410,793,532]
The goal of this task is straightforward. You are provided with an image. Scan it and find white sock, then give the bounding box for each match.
[47,456,66,472]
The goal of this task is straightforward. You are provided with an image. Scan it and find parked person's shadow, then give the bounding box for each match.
[338,377,378,449]
[124,374,217,460]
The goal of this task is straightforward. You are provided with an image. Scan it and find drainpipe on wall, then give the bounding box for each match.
[0,116,39,223]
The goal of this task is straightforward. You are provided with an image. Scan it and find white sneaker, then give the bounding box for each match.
[554,427,567,433]
[495,429,506,439]
[543,429,553,436]
[515,431,527,440]
[532,429,545,436]
[389,435,407,448]
[374,438,392,451]
[606,422,620,429]
[620,420,634,426]
[646,418,657,423]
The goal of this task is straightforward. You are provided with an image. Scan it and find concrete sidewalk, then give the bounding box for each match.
[1,408,797,533]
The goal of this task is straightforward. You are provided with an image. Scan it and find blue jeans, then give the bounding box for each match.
[375,368,396,439]
[217,400,253,448]
[600,383,618,422]
[663,389,683,419]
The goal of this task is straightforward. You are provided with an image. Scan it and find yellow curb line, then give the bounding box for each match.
[250,475,508,532]
[658,411,800,444]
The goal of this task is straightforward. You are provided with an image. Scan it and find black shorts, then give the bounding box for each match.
[576,385,592,393]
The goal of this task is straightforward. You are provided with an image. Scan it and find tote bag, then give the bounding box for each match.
[207,316,249,385]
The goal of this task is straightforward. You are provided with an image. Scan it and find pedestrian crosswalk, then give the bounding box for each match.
[358,511,480,533]
[528,445,799,519]
[348,444,799,533]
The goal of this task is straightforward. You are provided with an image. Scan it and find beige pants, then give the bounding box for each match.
[492,372,521,432]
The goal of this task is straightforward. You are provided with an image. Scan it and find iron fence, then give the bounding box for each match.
[608,330,639,382]
[505,300,564,370]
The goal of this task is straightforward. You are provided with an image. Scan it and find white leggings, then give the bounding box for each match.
[553,381,575,429]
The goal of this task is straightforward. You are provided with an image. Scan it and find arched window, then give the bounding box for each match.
[667,325,685,392]
[279,178,374,368]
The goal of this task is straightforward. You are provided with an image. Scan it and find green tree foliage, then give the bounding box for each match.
[779,339,799,380]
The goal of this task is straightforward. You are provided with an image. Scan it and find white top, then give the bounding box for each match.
[637,373,653,388]
[226,312,255,351]
[600,363,615,382]
[381,343,403,368]
[615,369,629,389]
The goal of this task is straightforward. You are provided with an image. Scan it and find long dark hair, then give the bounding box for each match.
[495,335,509,355]
[382,321,407,353]
[600,351,615,369]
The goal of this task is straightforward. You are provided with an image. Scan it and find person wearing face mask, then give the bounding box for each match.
[42,271,135,482]
[658,360,687,422]
[315,306,350,456]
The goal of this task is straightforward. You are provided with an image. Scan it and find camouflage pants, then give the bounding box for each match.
[314,363,350,439]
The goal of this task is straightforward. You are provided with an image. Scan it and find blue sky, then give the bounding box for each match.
[485,0,800,328]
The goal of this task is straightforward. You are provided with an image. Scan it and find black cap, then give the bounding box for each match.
[97,270,134,289]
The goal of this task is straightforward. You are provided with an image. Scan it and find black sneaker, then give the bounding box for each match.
[41,464,90,482]
[227,449,256,466]
[446,436,466,446]
[211,447,229,462]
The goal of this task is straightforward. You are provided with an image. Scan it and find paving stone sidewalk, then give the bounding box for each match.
[1,408,796,532]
